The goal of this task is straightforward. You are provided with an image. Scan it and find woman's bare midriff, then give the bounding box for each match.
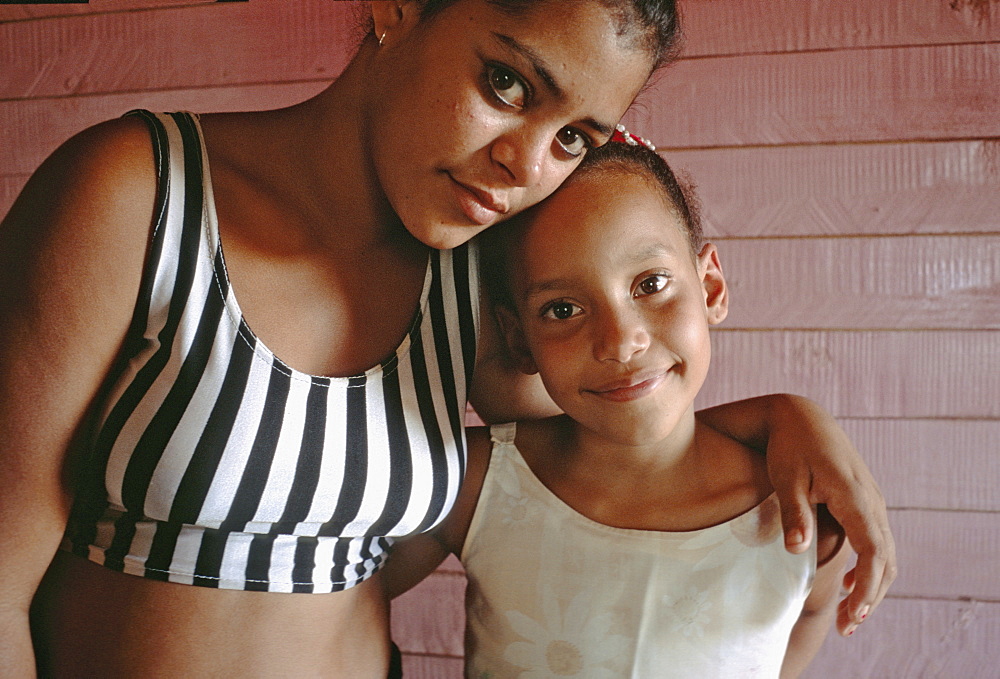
[31,551,392,678]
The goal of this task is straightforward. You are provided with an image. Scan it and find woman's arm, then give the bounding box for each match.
[468,300,559,424]
[781,507,851,678]
[0,118,157,675]
[697,394,896,629]
[382,427,494,600]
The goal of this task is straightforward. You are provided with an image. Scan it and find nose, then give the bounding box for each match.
[490,126,548,188]
[592,306,650,364]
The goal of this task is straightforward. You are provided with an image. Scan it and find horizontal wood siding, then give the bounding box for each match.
[2,0,996,675]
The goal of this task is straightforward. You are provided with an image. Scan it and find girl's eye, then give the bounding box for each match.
[488,64,527,108]
[542,301,582,320]
[555,127,589,157]
[636,274,669,297]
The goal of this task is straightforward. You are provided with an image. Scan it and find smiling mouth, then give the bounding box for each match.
[588,371,669,403]
[449,175,508,226]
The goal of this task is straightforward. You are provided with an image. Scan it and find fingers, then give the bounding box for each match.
[843,531,897,622]
[774,476,815,554]
[825,493,896,638]
[836,597,858,637]
[825,486,896,625]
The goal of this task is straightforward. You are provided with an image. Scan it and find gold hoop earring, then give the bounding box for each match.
[378,30,387,47]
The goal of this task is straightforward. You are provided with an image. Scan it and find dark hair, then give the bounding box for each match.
[483,140,704,311]
[418,0,682,69]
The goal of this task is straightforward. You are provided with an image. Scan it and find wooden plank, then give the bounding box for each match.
[806,598,1000,678]
[681,0,1000,57]
[0,81,328,177]
[6,0,995,62]
[0,0,212,22]
[889,509,1000,600]
[0,175,28,221]
[889,509,1000,603]
[665,141,1000,237]
[842,419,1000,512]
[715,236,1000,330]
[625,43,1000,147]
[391,570,465,657]
[698,330,1000,418]
[0,0,359,100]
[12,138,1000,237]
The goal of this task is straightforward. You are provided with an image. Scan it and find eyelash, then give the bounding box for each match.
[484,63,592,158]
[540,300,582,321]
[635,273,670,297]
[486,63,530,109]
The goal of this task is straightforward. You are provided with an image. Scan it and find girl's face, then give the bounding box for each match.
[368,0,654,250]
[505,171,728,447]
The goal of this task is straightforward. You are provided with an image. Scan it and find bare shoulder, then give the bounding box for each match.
[3,116,158,279]
[5,115,156,233]
[0,114,159,460]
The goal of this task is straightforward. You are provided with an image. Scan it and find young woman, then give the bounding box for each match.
[0,1,893,676]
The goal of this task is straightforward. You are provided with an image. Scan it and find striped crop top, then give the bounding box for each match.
[65,110,479,593]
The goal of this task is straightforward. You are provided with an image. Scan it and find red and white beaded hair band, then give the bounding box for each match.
[610,123,656,151]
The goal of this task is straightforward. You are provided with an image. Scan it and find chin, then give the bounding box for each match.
[417,224,491,250]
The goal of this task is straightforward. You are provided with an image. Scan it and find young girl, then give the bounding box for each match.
[386,134,849,677]
[0,1,888,676]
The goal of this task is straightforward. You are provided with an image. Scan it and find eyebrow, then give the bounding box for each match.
[520,243,677,301]
[493,32,616,139]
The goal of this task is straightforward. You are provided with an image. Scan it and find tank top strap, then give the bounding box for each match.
[489,422,517,446]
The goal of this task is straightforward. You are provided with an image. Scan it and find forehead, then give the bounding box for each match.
[430,0,654,120]
[514,172,688,281]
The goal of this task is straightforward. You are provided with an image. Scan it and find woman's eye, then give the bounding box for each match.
[556,127,589,157]
[488,65,527,108]
[636,275,669,296]
[543,301,581,320]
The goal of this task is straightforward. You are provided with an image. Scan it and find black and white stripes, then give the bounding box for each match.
[66,111,479,593]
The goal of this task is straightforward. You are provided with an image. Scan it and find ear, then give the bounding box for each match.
[697,242,728,325]
[494,305,539,376]
[371,0,420,47]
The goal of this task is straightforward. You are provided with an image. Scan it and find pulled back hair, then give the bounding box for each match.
[483,140,704,311]
[418,0,682,69]
[573,140,703,253]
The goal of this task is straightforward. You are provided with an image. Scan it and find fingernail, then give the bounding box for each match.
[859,605,870,622]
[787,529,804,545]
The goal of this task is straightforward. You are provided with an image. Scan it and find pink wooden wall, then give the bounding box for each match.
[2,1,997,676]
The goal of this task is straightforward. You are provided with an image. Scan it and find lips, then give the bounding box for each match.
[588,370,669,403]
[449,175,508,226]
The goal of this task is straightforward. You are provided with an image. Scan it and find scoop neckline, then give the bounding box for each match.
[496,424,778,538]
[190,112,434,383]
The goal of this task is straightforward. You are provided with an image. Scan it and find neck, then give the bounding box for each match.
[256,41,421,258]
[567,407,700,483]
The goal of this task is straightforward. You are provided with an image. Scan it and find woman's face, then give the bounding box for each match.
[368,0,654,250]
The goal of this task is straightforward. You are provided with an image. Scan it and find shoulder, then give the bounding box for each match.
[5,115,158,251]
[1,115,160,374]
[0,116,162,481]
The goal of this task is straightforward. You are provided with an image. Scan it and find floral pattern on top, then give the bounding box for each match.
[461,424,817,678]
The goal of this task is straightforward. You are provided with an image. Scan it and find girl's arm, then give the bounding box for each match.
[781,506,851,678]
[0,118,158,675]
[697,394,895,630]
